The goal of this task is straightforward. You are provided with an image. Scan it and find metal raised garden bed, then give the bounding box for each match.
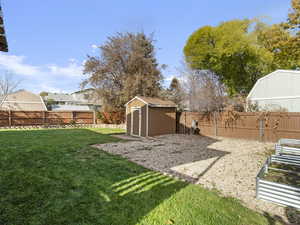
[256,155,300,209]
[275,138,300,156]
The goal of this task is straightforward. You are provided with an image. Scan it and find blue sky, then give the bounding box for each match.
[0,0,291,93]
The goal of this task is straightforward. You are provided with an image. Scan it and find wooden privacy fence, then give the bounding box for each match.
[177,111,300,142]
[0,111,96,127]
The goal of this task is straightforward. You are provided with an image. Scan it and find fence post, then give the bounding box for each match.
[72,111,75,123]
[8,110,11,127]
[259,119,264,142]
[183,112,186,134]
[214,112,218,137]
[43,111,46,125]
[93,111,96,124]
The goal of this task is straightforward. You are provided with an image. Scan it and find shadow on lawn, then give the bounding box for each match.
[101,171,188,225]
[0,128,188,225]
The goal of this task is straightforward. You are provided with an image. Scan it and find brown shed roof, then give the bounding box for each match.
[126,96,177,107]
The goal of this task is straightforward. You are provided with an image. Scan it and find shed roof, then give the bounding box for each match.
[247,70,300,100]
[126,96,177,107]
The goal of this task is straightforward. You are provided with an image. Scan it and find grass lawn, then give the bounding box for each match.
[0,128,281,225]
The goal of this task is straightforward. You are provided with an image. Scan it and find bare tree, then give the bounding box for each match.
[180,63,226,112]
[82,32,164,111]
[0,73,20,108]
[162,77,185,110]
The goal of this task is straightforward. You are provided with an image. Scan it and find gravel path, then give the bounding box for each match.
[93,134,298,223]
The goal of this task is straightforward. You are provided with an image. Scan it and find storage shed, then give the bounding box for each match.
[247,70,300,112]
[125,96,177,137]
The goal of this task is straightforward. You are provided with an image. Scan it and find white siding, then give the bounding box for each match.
[247,70,300,112]
[51,105,91,111]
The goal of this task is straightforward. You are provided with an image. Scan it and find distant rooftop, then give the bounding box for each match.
[43,89,101,105]
[45,93,74,102]
[51,105,91,111]
[72,88,95,94]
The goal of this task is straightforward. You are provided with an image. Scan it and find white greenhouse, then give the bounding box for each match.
[247,70,300,112]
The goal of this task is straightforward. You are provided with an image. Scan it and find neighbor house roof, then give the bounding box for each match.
[0,4,8,52]
[125,96,177,107]
[51,105,91,111]
[0,90,47,111]
[45,93,74,102]
[72,88,95,94]
[44,90,101,105]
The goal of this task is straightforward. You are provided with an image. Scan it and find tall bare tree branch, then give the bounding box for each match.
[180,62,226,112]
[0,73,20,108]
[82,32,164,111]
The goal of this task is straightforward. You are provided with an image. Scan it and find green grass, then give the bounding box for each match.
[0,128,281,225]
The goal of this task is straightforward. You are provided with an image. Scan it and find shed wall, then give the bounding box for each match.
[141,105,147,137]
[253,98,300,112]
[148,107,176,136]
[126,112,131,135]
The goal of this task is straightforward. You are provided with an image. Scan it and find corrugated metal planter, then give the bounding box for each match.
[275,138,300,155]
[256,155,300,209]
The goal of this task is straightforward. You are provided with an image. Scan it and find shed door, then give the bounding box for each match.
[131,108,141,136]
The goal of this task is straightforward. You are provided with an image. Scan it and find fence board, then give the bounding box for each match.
[177,112,300,142]
[74,112,94,119]
[0,110,96,126]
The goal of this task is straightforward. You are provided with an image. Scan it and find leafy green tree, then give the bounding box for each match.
[82,32,164,111]
[286,0,300,31]
[256,0,300,70]
[39,91,48,97]
[184,19,274,96]
[45,98,55,110]
[256,23,298,69]
[281,0,300,68]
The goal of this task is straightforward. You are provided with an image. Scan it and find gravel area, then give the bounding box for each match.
[93,134,298,223]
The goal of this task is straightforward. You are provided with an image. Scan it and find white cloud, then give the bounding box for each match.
[0,54,40,76]
[0,53,85,93]
[48,59,83,78]
[91,44,99,53]
[0,53,83,78]
[39,84,65,93]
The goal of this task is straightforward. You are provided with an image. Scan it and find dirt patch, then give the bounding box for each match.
[93,134,296,223]
[263,170,300,186]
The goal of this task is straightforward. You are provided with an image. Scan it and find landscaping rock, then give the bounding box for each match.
[94,134,293,223]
